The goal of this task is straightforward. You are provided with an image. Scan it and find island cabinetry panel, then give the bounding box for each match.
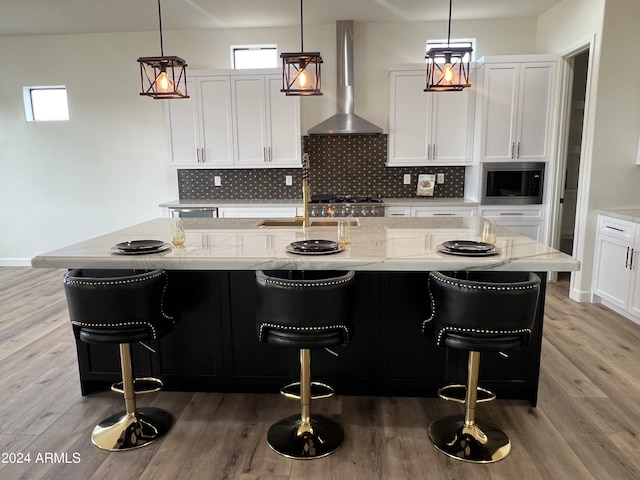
[477,58,556,163]
[387,68,475,166]
[223,272,380,392]
[593,215,640,320]
[168,71,301,168]
[71,270,544,404]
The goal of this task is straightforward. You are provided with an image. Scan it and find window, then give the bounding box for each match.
[426,39,475,62]
[231,45,277,69]
[23,86,69,122]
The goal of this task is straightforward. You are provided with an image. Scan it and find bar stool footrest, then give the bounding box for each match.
[280,381,335,400]
[437,384,496,404]
[111,377,164,395]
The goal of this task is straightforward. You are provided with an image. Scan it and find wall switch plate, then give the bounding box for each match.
[285,175,292,186]
[437,173,445,184]
[214,176,222,187]
[403,173,411,184]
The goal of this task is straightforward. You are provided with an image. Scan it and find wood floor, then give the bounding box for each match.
[1,267,639,480]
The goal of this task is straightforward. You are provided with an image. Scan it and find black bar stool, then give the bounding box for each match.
[64,269,176,451]
[423,271,541,463]
[255,270,355,459]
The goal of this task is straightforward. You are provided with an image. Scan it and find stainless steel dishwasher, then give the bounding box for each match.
[168,206,218,218]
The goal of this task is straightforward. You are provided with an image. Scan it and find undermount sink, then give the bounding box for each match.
[257,219,359,228]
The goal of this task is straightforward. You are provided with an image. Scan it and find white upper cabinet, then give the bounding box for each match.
[168,70,301,168]
[232,75,301,167]
[387,68,475,166]
[477,57,556,162]
[168,76,233,166]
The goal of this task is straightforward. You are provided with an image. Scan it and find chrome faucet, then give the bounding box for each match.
[301,153,311,227]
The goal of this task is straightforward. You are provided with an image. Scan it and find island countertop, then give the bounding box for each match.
[31,217,579,272]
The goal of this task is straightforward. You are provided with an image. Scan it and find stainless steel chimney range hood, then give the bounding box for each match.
[307,20,383,135]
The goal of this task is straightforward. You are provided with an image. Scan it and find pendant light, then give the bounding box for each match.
[424,0,472,92]
[281,0,322,96]
[137,0,189,99]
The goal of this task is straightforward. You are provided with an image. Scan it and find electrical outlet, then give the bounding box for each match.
[437,173,445,184]
[214,176,222,187]
[403,173,411,185]
[285,175,293,186]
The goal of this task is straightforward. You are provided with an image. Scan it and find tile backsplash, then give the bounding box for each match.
[178,135,465,199]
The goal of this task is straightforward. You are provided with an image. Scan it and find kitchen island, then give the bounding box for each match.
[32,217,579,405]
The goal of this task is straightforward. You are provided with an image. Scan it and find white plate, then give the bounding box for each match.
[285,244,344,255]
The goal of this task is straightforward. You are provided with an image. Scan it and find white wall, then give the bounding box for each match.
[537,0,640,302]
[0,18,538,264]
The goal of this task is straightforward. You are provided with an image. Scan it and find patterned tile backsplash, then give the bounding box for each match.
[178,135,465,199]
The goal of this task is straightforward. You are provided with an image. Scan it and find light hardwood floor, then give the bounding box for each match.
[1,267,639,480]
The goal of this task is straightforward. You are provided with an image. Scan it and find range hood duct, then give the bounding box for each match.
[308,20,383,135]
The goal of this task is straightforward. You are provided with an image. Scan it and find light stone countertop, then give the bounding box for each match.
[32,217,579,272]
[597,209,640,223]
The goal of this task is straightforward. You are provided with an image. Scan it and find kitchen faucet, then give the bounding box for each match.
[301,153,311,227]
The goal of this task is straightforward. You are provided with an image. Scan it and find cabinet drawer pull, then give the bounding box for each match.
[499,212,524,216]
[604,225,625,233]
[432,213,456,216]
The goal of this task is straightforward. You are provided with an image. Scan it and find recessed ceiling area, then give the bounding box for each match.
[1,0,563,36]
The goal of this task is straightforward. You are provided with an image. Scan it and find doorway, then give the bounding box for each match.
[557,49,589,281]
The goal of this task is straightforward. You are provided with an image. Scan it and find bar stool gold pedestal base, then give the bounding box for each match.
[428,415,511,463]
[92,407,172,452]
[267,414,344,459]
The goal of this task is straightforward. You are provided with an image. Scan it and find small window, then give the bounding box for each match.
[23,86,69,122]
[231,45,278,69]
[426,39,475,63]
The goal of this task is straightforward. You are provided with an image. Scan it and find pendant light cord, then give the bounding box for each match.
[300,0,304,52]
[447,0,452,46]
[158,0,165,56]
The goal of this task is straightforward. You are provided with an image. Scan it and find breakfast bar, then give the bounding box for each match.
[32,216,579,405]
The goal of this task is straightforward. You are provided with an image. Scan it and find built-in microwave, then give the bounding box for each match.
[481,162,545,205]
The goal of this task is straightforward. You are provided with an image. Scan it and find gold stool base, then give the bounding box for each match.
[428,415,511,463]
[91,407,172,452]
[267,414,344,459]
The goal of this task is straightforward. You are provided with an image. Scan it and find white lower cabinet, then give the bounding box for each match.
[411,206,476,218]
[217,206,299,219]
[385,205,477,218]
[592,215,640,321]
[478,206,545,243]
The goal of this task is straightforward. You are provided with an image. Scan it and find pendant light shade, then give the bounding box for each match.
[137,0,189,99]
[424,0,472,92]
[281,0,322,96]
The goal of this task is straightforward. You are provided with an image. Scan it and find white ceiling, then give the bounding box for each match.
[1,0,563,36]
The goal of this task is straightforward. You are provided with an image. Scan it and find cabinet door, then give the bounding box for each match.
[387,71,429,166]
[430,88,474,164]
[628,249,640,317]
[516,63,555,162]
[168,77,199,165]
[200,77,234,166]
[593,235,632,309]
[232,76,268,166]
[265,75,301,166]
[480,64,519,162]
